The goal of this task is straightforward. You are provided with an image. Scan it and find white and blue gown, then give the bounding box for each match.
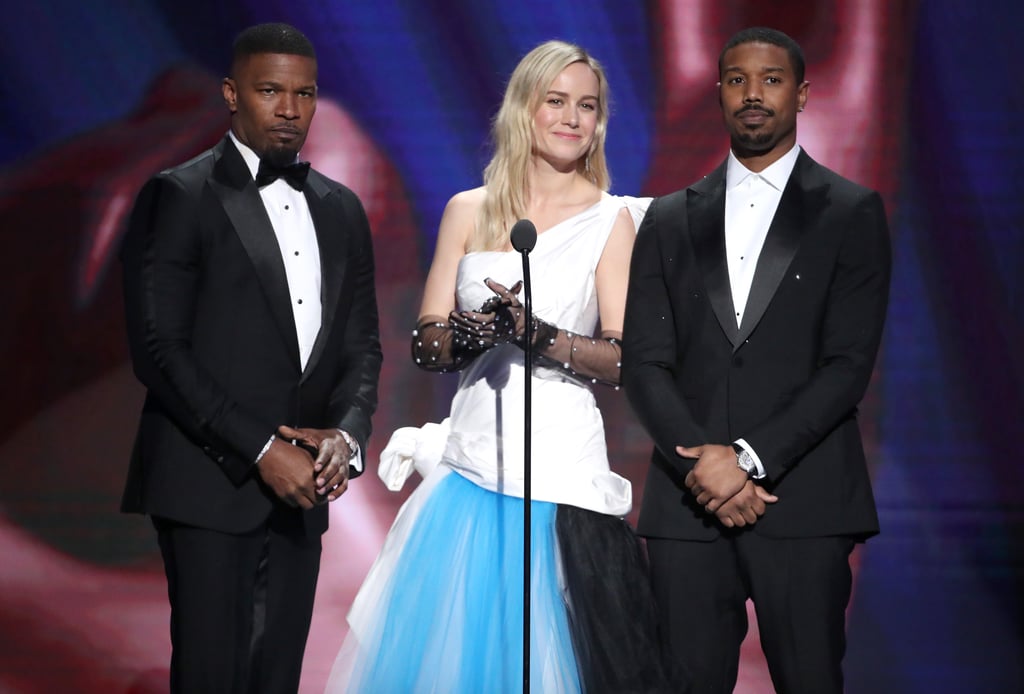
[327,196,677,693]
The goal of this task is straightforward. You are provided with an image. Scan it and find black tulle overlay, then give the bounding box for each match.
[556,505,688,693]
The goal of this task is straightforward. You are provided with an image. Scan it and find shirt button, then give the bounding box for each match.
[297,299,303,304]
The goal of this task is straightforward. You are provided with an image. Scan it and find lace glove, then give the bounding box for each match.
[411,294,509,372]
[411,315,482,373]
[532,324,623,387]
[485,278,624,387]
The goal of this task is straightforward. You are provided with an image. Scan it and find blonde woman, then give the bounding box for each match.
[329,41,677,693]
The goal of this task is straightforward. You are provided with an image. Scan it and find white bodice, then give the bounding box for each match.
[440,195,649,515]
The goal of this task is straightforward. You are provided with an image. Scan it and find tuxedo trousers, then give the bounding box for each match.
[647,531,854,694]
[154,508,321,694]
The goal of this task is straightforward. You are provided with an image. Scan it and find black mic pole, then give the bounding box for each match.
[510,218,537,694]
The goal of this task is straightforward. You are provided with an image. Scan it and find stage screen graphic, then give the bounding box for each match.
[0,1,1021,691]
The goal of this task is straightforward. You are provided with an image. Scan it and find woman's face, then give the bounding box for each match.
[531,62,600,170]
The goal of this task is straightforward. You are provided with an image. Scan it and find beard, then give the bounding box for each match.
[731,129,774,153]
[261,143,301,168]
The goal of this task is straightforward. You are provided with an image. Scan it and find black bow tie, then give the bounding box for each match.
[255,160,310,190]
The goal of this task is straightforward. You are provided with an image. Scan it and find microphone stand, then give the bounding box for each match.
[510,219,537,694]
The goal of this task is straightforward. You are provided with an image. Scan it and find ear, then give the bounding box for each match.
[222,77,238,113]
[796,80,810,113]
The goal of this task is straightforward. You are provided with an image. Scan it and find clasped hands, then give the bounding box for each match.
[256,426,354,509]
[448,278,528,352]
[678,443,778,528]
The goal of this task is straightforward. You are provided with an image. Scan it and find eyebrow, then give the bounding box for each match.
[254,79,317,90]
[545,89,599,100]
[723,65,787,74]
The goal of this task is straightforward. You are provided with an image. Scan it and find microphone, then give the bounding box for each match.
[510,219,537,254]
[510,218,536,694]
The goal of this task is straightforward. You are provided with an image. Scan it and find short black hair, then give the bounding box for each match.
[232,22,316,65]
[719,27,805,84]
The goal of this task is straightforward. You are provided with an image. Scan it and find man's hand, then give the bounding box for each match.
[714,481,779,528]
[679,443,748,512]
[256,438,318,509]
[278,426,353,502]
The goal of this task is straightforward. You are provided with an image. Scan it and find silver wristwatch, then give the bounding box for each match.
[733,444,756,478]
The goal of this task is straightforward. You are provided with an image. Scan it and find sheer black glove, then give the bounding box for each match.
[411,285,513,372]
[483,278,624,387]
[411,315,485,373]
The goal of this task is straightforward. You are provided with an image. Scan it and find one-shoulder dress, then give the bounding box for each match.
[327,195,675,693]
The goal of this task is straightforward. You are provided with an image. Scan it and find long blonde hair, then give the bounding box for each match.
[471,40,611,252]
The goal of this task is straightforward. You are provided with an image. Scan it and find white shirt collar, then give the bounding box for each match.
[726,143,801,192]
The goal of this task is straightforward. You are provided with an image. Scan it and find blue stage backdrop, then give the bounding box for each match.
[0,1,1020,692]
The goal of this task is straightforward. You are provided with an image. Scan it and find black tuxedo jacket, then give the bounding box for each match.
[120,136,382,535]
[623,150,890,541]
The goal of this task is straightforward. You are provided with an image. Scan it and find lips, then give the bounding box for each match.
[735,108,771,126]
[270,127,301,140]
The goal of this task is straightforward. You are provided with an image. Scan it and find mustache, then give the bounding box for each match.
[735,104,774,116]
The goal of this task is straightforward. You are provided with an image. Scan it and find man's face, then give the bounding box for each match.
[222,52,317,166]
[718,41,808,161]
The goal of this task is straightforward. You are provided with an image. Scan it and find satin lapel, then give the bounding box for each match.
[736,153,825,350]
[209,138,301,368]
[301,173,347,382]
[689,165,739,346]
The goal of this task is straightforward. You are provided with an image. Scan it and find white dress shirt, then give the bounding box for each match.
[724,143,801,328]
[230,131,322,369]
[724,143,801,478]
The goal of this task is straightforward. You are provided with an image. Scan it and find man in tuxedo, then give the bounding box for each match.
[120,23,381,693]
[623,27,890,693]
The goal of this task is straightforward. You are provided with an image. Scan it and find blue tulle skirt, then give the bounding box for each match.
[332,468,581,693]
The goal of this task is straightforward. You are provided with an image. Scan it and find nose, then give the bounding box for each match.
[743,82,763,103]
[564,108,579,128]
[277,93,299,119]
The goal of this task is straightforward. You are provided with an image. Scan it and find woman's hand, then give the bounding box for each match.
[448,278,525,349]
[481,278,528,344]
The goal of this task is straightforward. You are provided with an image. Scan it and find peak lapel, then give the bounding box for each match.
[689,165,740,347]
[209,138,302,369]
[300,173,347,382]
